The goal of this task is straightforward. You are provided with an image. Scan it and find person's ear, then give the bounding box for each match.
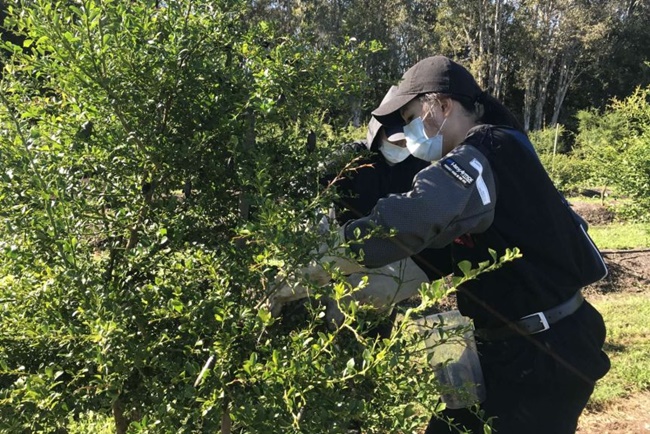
[438,97,453,117]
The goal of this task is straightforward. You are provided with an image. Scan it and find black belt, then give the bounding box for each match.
[475,291,585,341]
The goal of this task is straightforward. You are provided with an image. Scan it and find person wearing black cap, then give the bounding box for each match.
[317,86,454,332]
[327,55,610,433]
[325,85,456,282]
[272,86,453,329]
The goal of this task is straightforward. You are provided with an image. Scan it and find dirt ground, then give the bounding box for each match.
[577,391,650,434]
[571,201,650,298]
[571,202,650,434]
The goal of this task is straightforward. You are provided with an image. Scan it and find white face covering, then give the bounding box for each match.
[403,116,447,162]
[379,140,411,165]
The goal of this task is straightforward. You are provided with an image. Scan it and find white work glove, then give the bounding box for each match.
[270,253,428,327]
[324,257,429,328]
[343,257,429,307]
[268,224,362,316]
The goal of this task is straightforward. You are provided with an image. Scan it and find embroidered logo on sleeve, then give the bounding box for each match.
[441,158,475,187]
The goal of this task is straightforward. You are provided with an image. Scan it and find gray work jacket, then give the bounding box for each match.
[344,141,496,267]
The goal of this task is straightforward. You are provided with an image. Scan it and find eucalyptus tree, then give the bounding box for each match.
[511,0,623,130]
[432,0,518,101]
[592,0,650,105]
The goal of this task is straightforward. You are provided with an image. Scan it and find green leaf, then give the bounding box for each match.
[257,307,271,324]
[457,260,472,277]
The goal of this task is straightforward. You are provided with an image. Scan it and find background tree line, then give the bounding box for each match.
[247,0,649,132]
[3,1,649,131]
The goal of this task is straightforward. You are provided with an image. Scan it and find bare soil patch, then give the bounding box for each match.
[573,200,650,297]
[577,391,650,434]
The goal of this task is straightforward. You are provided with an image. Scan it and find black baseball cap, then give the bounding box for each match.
[372,55,482,121]
[366,117,405,150]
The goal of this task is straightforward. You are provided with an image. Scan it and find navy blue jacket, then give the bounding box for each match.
[344,125,610,384]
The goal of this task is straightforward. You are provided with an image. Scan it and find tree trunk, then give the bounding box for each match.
[237,110,255,235]
[477,0,487,87]
[113,397,129,434]
[551,56,571,126]
[551,47,581,126]
[523,76,534,132]
[491,0,503,98]
[221,399,232,434]
[533,55,554,130]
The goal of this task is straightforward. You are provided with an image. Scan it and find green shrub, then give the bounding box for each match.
[528,125,595,194]
[537,152,593,194]
[528,124,568,155]
[574,87,650,218]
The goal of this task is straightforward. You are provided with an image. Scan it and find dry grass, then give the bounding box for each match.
[577,390,650,433]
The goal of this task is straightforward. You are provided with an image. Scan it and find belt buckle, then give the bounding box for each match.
[520,311,550,334]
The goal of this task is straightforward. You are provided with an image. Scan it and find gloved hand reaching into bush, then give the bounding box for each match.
[268,224,429,326]
[268,225,363,316]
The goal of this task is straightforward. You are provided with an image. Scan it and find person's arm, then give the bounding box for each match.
[321,142,381,225]
[344,144,497,268]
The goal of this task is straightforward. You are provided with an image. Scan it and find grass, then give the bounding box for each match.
[589,222,650,250]
[588,293,650,408]
[586,210,650,408]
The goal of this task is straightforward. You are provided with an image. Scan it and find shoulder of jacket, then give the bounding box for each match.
[467,124,525,139]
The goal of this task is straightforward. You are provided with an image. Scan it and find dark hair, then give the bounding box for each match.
[422,92,524,133]
[476,93,524,132]
[460,93,524,133]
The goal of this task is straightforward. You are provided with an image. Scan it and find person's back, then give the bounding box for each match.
[452,125,607,327]
[438,124,610,432]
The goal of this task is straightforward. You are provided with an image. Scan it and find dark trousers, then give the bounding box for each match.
[424,372,594,433]
[426,302,609,434]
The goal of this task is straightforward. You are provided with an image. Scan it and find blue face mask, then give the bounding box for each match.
[403,117,447,162]
[379,140,410,164]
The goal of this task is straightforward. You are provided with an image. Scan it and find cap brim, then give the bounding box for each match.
[372,110,406,135]
[371,92,417,119]
[366,117,381,150]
